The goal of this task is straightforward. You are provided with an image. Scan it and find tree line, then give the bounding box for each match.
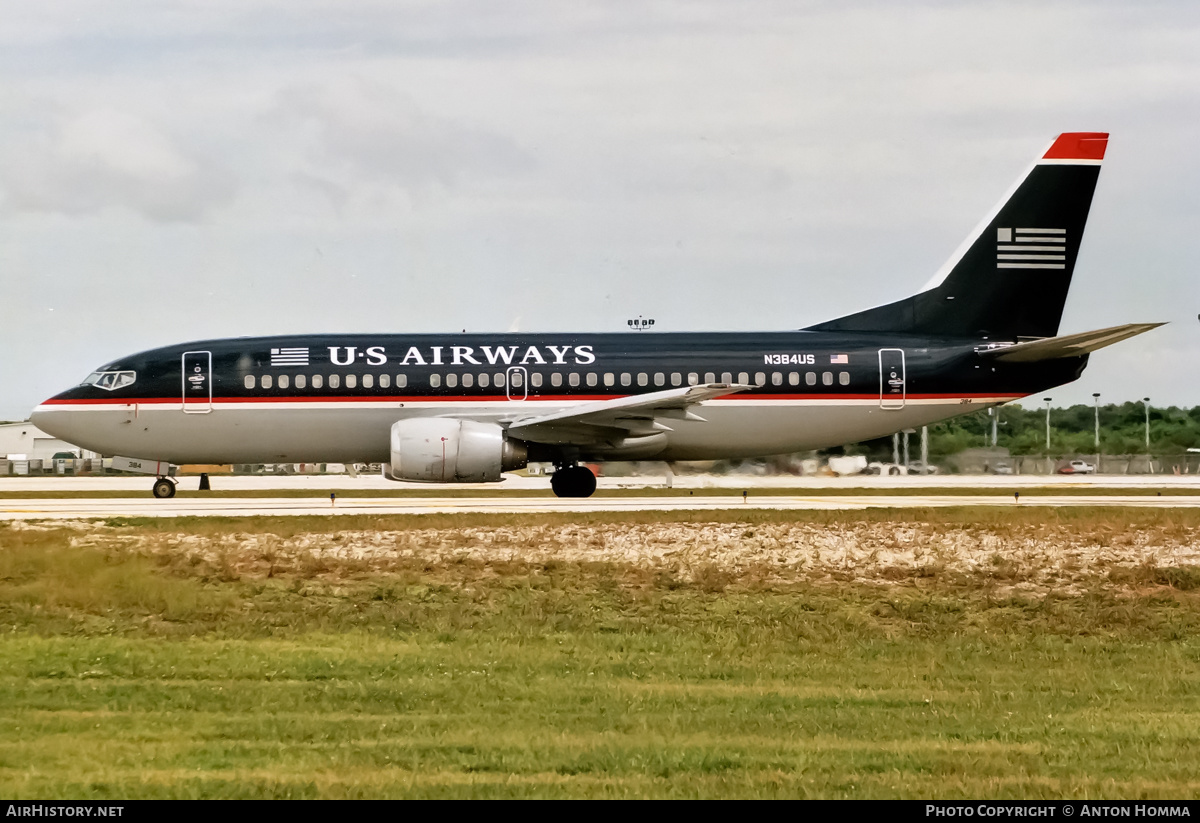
[877,401,1200,458]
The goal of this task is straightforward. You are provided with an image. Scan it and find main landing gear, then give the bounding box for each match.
[152,477,176,499]
[550,464,597,498]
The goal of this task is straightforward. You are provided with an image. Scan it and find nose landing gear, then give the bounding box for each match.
[152,477,176,499]
[550,464,597,498]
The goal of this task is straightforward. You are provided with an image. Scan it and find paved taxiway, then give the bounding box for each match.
[4,473,1199,519]
[3,493,1200,519]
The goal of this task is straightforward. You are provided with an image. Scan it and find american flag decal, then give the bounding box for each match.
[830,354,849,364]
[996,227,1066,270]
[270,347,309,366]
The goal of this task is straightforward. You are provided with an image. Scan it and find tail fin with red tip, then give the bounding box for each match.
[807,132,1108,340]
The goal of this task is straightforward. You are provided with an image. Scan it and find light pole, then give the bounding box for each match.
[1143,397,1151,451]
[1092,392,1101,452]
[1043,397,1052,452]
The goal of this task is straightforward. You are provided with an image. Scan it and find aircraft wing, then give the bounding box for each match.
[506,383,751,445]
[980,323,1164,363]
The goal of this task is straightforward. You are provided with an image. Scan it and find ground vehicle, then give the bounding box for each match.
[1058,459,1095,474]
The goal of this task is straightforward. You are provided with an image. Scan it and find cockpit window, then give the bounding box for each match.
[81,370,137,391]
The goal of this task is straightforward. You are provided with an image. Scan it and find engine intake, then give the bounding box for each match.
[386,418,527,483]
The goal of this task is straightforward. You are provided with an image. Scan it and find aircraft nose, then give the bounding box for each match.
[30,393,71,439]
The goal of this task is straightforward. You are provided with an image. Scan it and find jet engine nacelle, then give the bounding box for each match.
[386,418,527,483]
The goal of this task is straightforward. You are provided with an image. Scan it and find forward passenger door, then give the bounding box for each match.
[182,351,213,413]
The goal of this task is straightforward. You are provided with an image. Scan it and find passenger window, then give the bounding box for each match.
[704,372,715,383]
[737,372,748,385]
[430,374,441,388]
[495,373,506,387]
[569,373,580,387]
[688,373,699,385]
[463,373,474,388]
[478,373,489,388]
[312,374,323,388]
[511,372,523,387]
[363,374,374,389]
[822,372,833,386]
[604,373,615,387]
[672,373,682,387]
[755,373,766,386]
[721,372,732,383]
[586,373,598,387]
[551,373,563,387]
[262,375,273,389]
[279,375,290,389]
[636,373,647,387]
[788,372,799,386]
[396,374,407,388]
[445,374,457,388]
[620,373,631,387]
[346,374,357,389]
[329,374,340,389]
[654,373,665,387]
[296,375,306,389]
[839,371,850,386]
[531,373,543,388]
[379,374,390,389]
[805,372,816,386]
[244,375,255,389]
[772,372,783,386]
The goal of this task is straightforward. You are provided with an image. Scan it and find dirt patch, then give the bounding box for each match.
[31,518,1200,596]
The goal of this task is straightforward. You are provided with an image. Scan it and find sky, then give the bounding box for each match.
[2,0,1199,420]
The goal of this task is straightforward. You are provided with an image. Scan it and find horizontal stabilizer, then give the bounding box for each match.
[982,323,1164,363]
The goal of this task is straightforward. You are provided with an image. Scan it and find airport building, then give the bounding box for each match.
[0,421,88,460]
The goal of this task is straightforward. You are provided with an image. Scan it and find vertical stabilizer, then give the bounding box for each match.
[806,133,1107,339]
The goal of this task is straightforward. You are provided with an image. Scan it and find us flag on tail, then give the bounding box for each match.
[996,227,1067,270]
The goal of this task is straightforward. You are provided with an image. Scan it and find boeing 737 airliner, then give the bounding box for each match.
[32,133,1161,497]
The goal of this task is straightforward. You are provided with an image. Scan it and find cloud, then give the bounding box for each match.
[0,108,236,221]
[269,80,534,200]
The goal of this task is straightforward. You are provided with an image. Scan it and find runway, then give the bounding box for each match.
[5,473,1200,492]
[3,493,1200,519]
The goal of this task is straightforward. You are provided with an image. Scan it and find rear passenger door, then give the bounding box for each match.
[878,349,905,410]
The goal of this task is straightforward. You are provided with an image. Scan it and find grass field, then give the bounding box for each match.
[2,508,1199,798]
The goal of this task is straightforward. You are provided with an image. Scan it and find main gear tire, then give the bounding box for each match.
[550,466,597,498]
[152,478,176,499]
